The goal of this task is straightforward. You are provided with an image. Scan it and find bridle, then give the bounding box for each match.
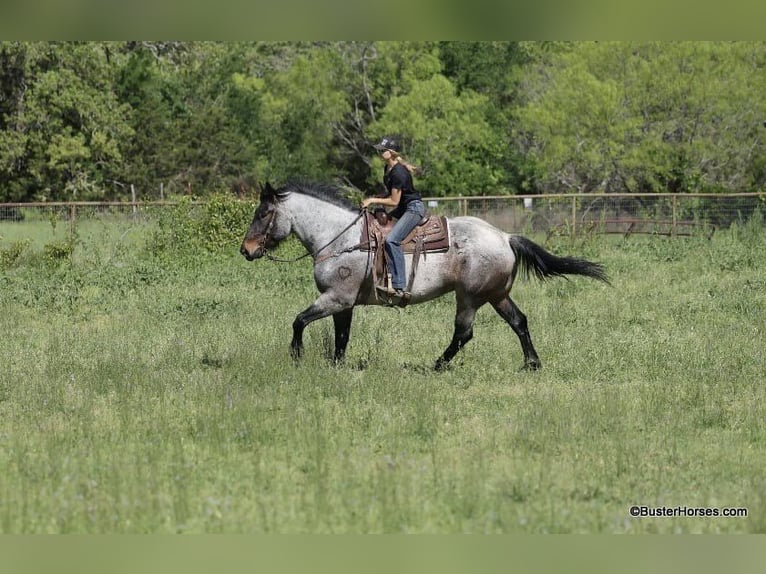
[256,205,369,264]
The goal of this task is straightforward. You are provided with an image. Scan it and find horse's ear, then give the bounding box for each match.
[261,181,275,199]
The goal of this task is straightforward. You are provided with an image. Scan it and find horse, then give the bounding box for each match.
[240,182,609,370]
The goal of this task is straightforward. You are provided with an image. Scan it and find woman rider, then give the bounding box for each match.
[361,136,425,297]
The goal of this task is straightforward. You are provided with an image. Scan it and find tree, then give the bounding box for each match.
[438,41,526,104]
[0,42,133,201]
[114,42,179,197]
[514,41,766,194]
[369,73,505,196]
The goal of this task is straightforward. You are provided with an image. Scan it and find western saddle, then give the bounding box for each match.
[360,208,450,306]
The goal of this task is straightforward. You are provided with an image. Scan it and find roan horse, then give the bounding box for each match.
[240,182,609,370]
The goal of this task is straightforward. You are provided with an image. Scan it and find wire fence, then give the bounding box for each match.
[424,193,766,238]
[0,202,173,226]
[1,194,765,239]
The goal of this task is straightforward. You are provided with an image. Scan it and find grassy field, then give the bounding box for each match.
[0,214,764,533]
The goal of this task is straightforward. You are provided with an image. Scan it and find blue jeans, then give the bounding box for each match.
[384,200,426,290]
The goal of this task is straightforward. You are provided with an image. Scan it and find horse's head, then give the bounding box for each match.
[240,182,291,261]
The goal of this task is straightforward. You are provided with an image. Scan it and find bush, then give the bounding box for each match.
[201,194,258,251]
[150,194,256,256]
[43,238,76,265]
[0,239,31,269]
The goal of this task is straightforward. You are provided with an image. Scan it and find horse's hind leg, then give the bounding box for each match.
[434,297,479,371]
[332,308,354,363]
[491,296,541,370]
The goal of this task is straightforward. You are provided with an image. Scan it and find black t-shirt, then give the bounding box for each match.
[383,163,421,208]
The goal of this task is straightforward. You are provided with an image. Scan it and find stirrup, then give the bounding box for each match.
[375,284,406,297]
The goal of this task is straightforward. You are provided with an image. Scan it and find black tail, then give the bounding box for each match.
[508,235,610,284]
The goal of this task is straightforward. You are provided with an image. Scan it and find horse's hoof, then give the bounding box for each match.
[521,361,541,372]
[433,359,449,372]
[351,359,368,371]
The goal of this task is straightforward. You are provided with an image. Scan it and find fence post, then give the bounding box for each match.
[571,196,577,239]
[131,184,138,222]
[69,204,77,235]
[672,194,678,237]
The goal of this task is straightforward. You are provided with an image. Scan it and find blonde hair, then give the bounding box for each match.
[390,151,420,176]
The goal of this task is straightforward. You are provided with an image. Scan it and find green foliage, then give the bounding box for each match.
[42,236,76,265]
[254,52,349,182]
[370,74,506,196]
[438,41,526,103]
[515,42,766,194]
[114,45,179,196]
[3,41,766,200]
[201,194,258,251]
[0,238,30,268]
[151,194,256,255]
[0,42,134,201]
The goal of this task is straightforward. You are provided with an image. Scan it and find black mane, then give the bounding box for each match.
[276,181,357,212]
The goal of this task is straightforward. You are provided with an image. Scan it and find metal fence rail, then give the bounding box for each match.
[1,194,764,239]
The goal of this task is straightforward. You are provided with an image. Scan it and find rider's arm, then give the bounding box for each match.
[362,188,401,209]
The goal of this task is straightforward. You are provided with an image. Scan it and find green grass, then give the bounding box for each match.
[0,218,764,533]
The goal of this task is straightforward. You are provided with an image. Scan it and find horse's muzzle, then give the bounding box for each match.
[240,240,265,261]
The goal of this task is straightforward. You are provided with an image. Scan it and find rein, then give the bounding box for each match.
[264,209,367,264]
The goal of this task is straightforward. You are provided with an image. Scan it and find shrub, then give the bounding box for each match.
[201,194,258,252]
[0,239,31,269]
[150,194,256,255]
[43,238,76,265]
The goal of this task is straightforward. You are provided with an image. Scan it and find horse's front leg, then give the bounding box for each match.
[290,293,352,361]
[332,308,354,363]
